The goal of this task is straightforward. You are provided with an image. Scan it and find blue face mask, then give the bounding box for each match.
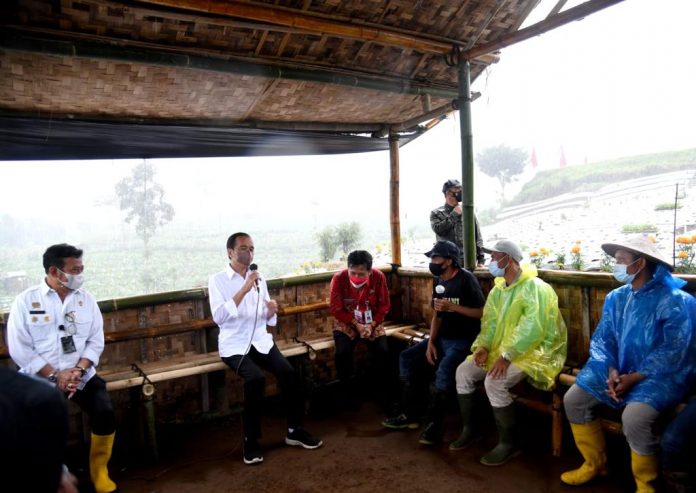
[612,258,640,284]
[488,260,506,277]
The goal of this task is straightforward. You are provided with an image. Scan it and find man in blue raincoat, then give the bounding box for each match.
[561,237,696,493]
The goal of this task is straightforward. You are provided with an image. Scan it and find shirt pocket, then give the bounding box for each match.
[71,310,94,341]
[30,318,55,352]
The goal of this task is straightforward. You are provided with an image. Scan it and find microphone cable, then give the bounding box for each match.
[235,272,263,375]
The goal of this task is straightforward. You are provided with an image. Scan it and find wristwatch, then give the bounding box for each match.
[76,365,87,377]
[501,352,512,362]
[47,370,58,383]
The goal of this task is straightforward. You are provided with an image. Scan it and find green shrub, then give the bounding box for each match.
[654,202,682,211]
[621,224,658,233]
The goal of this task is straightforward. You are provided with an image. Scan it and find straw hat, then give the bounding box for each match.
[601,236,673,271]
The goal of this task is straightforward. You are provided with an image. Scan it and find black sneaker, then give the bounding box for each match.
[285,428,323,449]
[382,413,419,430]
[243,438,263,465]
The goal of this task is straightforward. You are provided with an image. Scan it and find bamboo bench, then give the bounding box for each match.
[102,322,418,391]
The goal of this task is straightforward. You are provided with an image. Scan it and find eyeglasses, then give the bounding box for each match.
[61,311,77,335]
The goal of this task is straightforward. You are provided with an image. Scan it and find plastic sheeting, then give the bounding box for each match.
[470,264,567,391]
[576,265,696,412]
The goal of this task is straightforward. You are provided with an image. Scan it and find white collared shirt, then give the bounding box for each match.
[208,264,277,357]
[7,280,103,387]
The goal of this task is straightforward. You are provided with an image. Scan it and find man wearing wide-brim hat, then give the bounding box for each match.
[561,236,696,493]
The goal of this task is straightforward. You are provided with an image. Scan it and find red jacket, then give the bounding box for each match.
[329,268,391,339]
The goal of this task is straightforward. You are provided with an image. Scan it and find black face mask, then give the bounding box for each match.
[454,191,462,202]
[429,262,445,276]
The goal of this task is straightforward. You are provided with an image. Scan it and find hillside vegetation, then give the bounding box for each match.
[510,148,696,205]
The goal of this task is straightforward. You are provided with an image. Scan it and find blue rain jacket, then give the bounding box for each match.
[576,265,696,412]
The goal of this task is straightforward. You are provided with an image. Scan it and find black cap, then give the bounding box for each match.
[442,179,461,194]
[425,240,460,264]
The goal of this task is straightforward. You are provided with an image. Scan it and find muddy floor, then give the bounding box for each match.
[68,398,634,493]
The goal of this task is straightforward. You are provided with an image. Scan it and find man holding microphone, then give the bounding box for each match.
[209,232,322,465]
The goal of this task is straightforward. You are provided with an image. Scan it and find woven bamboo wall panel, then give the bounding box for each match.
[404,276,433,325]
[0,51,264,118]
[0,48,449,123]
[548,282,585,367]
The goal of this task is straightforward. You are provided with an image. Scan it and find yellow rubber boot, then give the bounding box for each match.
[90,432,117,493]
[631,450,658,493]
[560,421,608,485]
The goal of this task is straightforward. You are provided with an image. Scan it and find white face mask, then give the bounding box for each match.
[612,258,640,284]
[488,256,509,277]
[57,268,84,290]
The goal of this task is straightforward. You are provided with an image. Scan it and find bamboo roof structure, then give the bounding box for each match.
[0,0,622,160]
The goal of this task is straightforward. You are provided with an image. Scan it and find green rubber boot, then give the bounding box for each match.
[449,393,477,451]
[480,404,520,466]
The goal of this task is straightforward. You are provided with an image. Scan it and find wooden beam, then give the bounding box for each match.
[465,0,625,59]
[140,0,454,54]
[547,0,569,18]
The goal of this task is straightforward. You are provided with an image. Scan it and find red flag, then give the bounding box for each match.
[559,146,567,167]
[531,148,538,168]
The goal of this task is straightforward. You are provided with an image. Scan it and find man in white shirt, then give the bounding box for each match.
[209,232,323,465]
[7,243,116,493]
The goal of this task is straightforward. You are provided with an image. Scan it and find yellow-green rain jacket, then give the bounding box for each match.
[469,264,567,390]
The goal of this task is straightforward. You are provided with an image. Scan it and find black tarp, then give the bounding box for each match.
[0,117,418,161]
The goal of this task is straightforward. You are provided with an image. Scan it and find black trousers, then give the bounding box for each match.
[333,332,397,404]
[71,375,116,435]
[222,344,303,440]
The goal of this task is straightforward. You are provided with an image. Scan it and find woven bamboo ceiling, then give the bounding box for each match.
[0,0,622,159]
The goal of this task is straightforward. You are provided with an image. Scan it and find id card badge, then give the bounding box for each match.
[353,309,363,324]
[364,309,373,324]
[60,335,77,354]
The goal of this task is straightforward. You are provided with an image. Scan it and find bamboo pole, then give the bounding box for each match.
[0,32,459,100]
[278,300,329,316]
[458,60,477,270]
[391,101,456,132]
[139,0,455,55]
[103,319,216,343]
[389,133,402,267]
[465,0,625,59]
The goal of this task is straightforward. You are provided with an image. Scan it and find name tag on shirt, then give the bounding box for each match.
[353,309,373,324]
[61,336,77,354]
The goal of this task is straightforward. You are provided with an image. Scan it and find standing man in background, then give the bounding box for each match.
[209,232,322,465]
[7,243,117,493]
[430,179,485,268]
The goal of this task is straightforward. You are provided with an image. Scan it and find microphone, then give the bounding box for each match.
[435,284,445,318]
[249,263,260,291]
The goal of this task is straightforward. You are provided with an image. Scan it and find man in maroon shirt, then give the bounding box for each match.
[329,250,392,409]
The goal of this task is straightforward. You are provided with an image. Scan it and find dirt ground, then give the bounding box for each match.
[68,398,634,493]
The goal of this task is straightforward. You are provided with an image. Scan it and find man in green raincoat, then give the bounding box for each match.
[452,239,567,466]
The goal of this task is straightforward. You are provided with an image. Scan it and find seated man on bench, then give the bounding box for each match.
[209,232,322,465]
[453,239,567,466]
[561,237,696,493]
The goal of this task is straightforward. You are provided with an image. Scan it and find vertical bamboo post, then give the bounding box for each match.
[458,60,476,270]
[389,133,404,321]
[389,133,402,266]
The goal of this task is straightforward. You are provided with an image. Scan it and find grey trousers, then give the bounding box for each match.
[455,358,526,408]
[563,384,660,455]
